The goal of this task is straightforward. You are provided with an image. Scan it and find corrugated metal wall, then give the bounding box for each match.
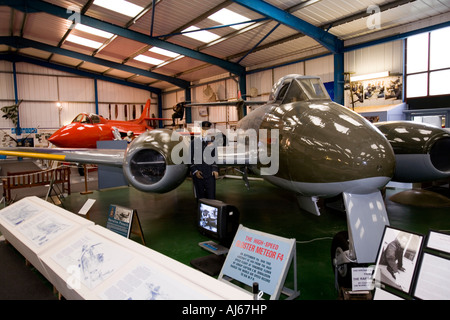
[0,61,15,123]
[345,40,403,76]
[162,54,339,130]
[0,61,153,130]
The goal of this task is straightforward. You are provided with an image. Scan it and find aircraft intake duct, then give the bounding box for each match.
[430,137,450,172]
[374,122,450,182]
[122,129,188,193]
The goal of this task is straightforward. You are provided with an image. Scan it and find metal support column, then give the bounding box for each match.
[94,78,99,114]
[334,52,344,105]
[185,87,192,124]
[12,61,21,136]
[157,93,163,128]
[239,75,247,117]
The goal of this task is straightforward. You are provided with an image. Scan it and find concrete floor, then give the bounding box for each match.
[1,159,450,300]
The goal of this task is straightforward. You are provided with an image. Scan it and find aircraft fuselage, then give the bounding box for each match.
[237,75,396,197]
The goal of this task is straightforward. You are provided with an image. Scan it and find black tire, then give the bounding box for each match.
[331,231,353,288]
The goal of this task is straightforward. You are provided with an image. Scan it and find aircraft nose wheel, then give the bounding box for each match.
[331,231,353,289]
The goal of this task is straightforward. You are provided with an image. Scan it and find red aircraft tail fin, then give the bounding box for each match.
[137,98,171,128]
[137,99,151,123]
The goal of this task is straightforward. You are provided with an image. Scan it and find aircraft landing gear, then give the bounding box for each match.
[331,231,355,289]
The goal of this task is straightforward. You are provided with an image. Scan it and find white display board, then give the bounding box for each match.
[0,197,252,300]
[413,252,450,300]
[372,229,450,300]
[0,196,93,278]
[413,231,450,300]
[219,225,299,300]
[426,231,450,254]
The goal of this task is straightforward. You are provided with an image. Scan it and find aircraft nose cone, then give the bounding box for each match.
[48,125,79,147]
[280,102,395,190]
[48,129,65,147]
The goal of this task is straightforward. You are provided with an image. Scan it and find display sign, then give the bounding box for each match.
[413,252,450,300]
[219,225,298,300]
[351,267,375,291]
[426,230,450,254]
[373,226,424,295]
[107,205,133,238]
[106,205,146,245]
[413,230,450,300]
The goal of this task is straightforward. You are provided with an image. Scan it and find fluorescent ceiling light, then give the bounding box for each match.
[93,0,144,17]
[182,26,221,43]
[74,24,114,39]
[153,55,185,69]
[208,8,251,29]
[149,47,180,58]
[134,55,165,65]
[351,71,390,82]
[66,34,103,49]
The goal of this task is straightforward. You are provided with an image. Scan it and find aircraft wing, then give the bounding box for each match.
[0,147,125,167]
[0,128,270,194]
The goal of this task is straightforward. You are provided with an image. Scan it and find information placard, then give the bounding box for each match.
[219,225,298,300]
[351,267,375,291]
[413,252,450,300]
[106,205,146,245]
[426,231,450,254]
[106,205,133,238]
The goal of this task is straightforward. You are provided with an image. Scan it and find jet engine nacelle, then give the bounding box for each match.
[122,129,188,193]
[375,121,450,182]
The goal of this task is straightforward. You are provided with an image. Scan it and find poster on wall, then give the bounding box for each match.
[0,128,56,148]
[34,129,56,147]
[347,75,402,108]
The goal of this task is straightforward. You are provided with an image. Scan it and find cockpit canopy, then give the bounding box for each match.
[268,75,331,104]
[71,113,102,124]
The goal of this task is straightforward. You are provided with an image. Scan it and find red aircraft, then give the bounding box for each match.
[48,99,167,148]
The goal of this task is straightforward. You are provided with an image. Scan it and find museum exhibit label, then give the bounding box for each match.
[219,225,299,300]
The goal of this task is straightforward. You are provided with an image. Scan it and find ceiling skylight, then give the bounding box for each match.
[66,34,103,49]
[208,8,251,30]
[149,47,180,58]
[134,55,165,65]
[93,0,144,18]
[181,26,221,43]
[74,24,114,39]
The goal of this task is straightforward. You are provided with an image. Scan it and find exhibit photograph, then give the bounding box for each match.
[0,0,449,306]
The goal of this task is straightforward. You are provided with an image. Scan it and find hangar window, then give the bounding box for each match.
[406,27,450,98]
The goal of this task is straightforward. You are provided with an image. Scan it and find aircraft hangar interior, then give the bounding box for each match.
[0,0,449,305]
